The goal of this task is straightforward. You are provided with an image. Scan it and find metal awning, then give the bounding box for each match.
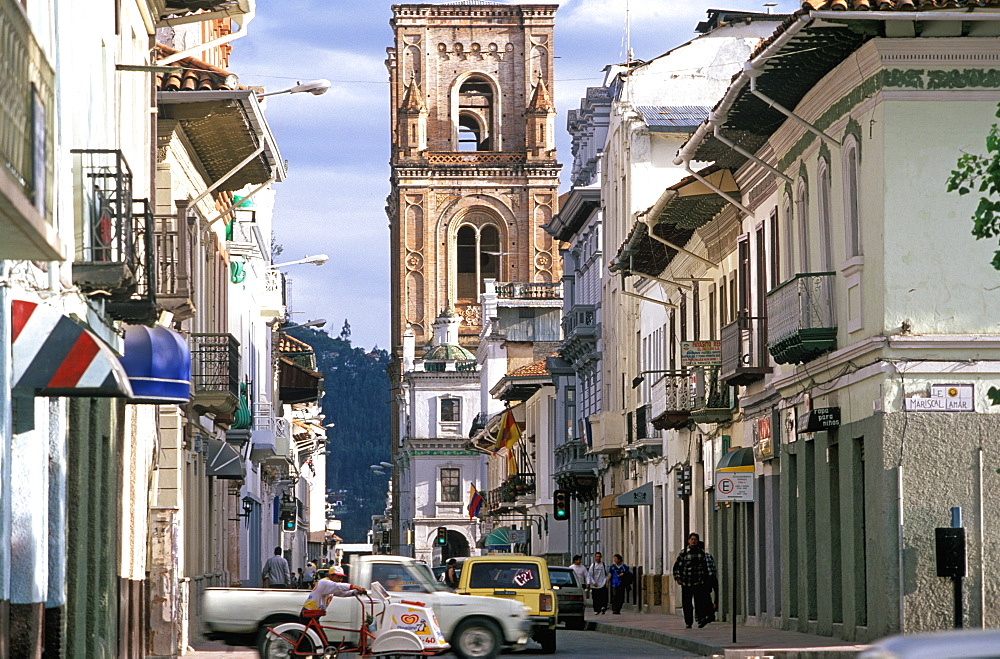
[12,299,132,398]
[616,482,653,507]
[158,90,285,189]
[716,446,755,472]
[205,439,245,479]
[612,166,738,277]
[120,324,191,404]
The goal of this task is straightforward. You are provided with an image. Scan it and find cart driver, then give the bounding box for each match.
[301,565,367,619]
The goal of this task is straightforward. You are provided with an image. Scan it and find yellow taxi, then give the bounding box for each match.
[455,555,557,653]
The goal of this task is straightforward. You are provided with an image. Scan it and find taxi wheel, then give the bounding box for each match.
[452,618,502,659]
[535,627,557,654]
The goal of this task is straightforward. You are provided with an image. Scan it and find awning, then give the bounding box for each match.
[716,446,755,472]
[485,526,511,547]
[616,482,653,507]
[11,299,132,398]
[205,439,245,479]
[599,493,625,518]
[120,324,191,404]
[612,166,738,277]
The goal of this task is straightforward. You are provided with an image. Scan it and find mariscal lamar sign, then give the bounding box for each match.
[904,384,975,412]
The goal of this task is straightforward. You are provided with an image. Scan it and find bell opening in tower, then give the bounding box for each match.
[456,223,501,300]
[457,76,494,151]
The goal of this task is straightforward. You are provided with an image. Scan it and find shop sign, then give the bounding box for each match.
[680,341,722,367]
[797,407,841,433]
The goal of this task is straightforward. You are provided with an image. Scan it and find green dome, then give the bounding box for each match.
[424,344,475,361]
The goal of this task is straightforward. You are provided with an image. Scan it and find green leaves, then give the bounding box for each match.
[947,103,1000,271]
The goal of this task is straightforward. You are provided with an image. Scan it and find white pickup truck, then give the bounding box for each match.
[201,555,531,659]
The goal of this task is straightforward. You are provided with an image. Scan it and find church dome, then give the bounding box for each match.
[424,343,475,361]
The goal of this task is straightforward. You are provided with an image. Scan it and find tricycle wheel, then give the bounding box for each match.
[451,618,501,659]
[260,622,321,658]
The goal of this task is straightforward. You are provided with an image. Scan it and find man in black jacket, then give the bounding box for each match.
[672,533,717,628]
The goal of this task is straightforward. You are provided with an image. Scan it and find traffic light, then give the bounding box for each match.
[381,530,390,546]
[553,490,569,521]
[280,510,296,532]
[435,526,448,546]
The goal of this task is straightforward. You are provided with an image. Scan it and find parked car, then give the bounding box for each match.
[548,566,586,630]
[857,628,1000,659]
[201,555,531,659]
[456,555,557,653]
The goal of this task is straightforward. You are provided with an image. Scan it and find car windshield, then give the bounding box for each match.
[369,561,444,593]
[549,570,576,587]
[468,562,541,589]
[412,562,448,591]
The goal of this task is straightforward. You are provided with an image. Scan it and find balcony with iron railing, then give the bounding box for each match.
[0,0,58,261]
[154,202,197,321]
[649,372,693,430]
[689,366,732,424]
[71,150,157,321]
[720,313,772,386]
[649,367,732,428]
[630,404,662,455]
[190,333,240,416]
[495,282,563,300]
[766,272,837,365]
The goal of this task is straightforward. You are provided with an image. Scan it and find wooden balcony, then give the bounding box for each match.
[766,272,837,365]
[650,372,692,430]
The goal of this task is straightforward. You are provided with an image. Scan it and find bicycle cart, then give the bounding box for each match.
[261,582,450,659]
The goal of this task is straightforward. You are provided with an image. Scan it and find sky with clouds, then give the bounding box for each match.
[229,0,799,351]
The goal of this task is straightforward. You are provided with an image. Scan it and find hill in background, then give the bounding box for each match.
[286,325,390,543]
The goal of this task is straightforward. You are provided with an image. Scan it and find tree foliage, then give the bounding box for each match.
[287,326,390,543]
[947,103,1000,270]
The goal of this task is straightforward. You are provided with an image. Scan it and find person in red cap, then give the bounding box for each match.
[301,565,367,619]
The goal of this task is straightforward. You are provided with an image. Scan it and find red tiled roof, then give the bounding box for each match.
[155,44,238,92]
[506,353,558,378]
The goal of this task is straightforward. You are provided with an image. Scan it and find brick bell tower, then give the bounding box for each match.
[386,1,561,357]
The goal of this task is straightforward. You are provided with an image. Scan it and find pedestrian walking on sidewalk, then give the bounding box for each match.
[570,555,589,588]
[587,552,609,614]
[672,533,716,628]
[608,554,630,614]
[262,547,291,588]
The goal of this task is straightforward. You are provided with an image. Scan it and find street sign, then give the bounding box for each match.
[509,529,527,543]
[714,472,754,502]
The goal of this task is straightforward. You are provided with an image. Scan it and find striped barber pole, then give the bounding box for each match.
[12,299,133,398]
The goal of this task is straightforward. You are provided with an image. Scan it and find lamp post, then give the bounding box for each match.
[273,254,329,268]
[282,319,327,331]
[257,79,332,98]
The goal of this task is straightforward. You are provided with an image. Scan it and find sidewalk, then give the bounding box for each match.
[590,610,867,659]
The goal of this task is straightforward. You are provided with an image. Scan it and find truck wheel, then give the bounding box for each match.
[535,627,557,654]
[452,618,502,659]
[259,622,319,658]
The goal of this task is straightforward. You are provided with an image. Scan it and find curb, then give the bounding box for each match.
[589,621,723,657]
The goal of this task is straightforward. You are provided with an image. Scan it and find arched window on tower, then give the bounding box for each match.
[456,222,502,300]
[456,76,494,151]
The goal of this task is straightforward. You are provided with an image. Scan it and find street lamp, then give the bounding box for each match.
[258,79,332,98]
[273,254,329,268]
[282,319,327,330]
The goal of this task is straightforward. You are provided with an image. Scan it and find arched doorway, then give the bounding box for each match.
[442,529,470,562]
